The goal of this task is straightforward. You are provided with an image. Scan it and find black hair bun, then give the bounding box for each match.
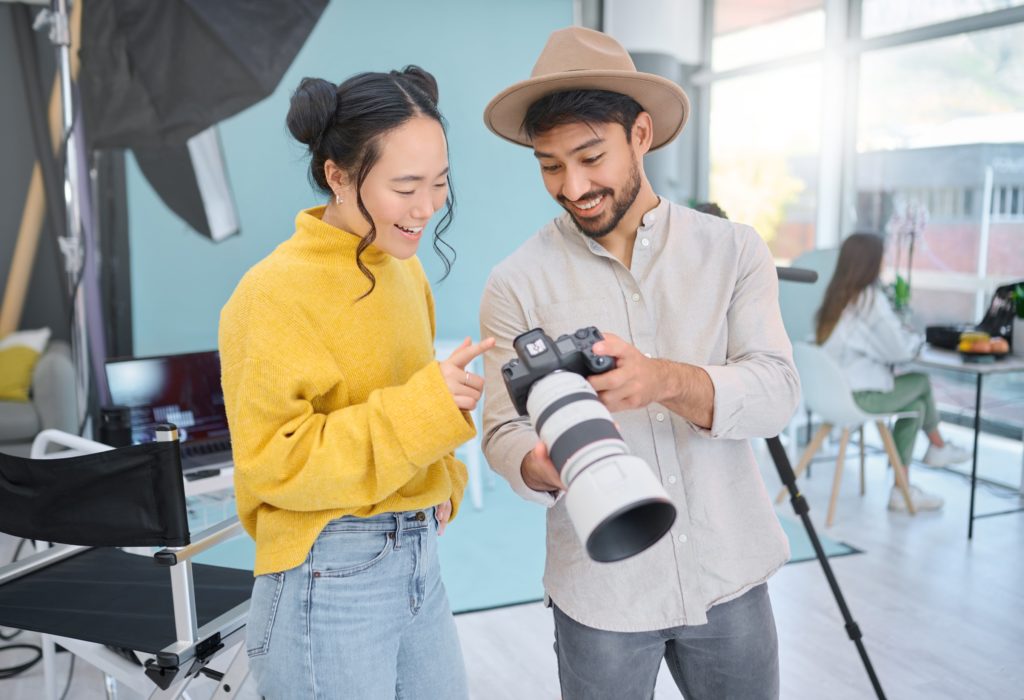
[397,65,439,106]
[286,77,338,149]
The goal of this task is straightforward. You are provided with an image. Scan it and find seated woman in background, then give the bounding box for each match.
[815,232,969,512]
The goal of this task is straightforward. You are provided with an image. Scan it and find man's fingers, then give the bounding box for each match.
[446,336,496,368]
[591,332,624,357]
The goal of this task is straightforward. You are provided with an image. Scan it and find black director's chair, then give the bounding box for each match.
[0,424,252,699]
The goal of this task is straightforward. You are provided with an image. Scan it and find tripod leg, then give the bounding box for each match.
[776,423,831,504]
[827,429,850,527]
[876,420,916,515]
[765,436,888,699]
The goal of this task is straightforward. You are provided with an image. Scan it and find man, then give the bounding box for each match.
[479,27,800,700]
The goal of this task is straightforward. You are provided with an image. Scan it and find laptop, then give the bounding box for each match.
[105,350,233,474]
[925,279,1023,350]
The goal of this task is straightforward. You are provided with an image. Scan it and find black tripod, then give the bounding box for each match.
[773,266,886,700]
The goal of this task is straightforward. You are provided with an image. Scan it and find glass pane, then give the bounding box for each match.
[712,0,824,71]
[852,23,1024,324]
[862,0,1024,39]
[709,63,821,260]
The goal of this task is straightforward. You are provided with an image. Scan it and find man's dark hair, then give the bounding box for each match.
[522,89,644,142]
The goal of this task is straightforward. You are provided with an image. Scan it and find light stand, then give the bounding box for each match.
[774,265,886,700]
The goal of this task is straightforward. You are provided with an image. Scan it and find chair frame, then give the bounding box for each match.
[0,428,251,699]
[777,343,919,526]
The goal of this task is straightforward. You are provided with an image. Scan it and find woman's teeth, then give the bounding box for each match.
[396,224,423,236]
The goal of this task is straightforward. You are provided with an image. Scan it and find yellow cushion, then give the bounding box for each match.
[0,345,41,402]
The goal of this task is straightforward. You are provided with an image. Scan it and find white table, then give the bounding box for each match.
[911,347,1024,538]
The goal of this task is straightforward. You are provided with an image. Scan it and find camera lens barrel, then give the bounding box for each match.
[525,371,677,562]
[528,372,623,480]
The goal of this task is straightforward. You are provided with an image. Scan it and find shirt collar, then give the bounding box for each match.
[557,196,670,259]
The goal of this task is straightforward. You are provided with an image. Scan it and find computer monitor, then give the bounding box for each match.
[105,350,230,446]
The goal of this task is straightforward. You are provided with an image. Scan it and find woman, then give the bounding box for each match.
[219,67,492,698]
[815,232,968,512]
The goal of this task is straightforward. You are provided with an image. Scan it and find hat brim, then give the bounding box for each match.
[484,70,690,152]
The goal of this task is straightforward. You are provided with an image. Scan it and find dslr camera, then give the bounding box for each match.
[502,327,676,563]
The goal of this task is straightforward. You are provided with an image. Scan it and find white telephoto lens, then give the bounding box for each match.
[526,371,676,562]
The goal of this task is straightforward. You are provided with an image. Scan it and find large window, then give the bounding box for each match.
[708,64,821,259]
[854,23,1024,323]
[711,0,824,71]
[862,0,1024,38]
[701,0,1024,431]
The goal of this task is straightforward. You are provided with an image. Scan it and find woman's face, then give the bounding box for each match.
[336,116,450,260]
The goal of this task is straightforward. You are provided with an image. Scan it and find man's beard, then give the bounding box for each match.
[561,157,642,240]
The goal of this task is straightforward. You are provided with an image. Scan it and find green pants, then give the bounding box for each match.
[854,372,940,466]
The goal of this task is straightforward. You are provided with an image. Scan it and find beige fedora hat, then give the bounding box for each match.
[484,27,689,151]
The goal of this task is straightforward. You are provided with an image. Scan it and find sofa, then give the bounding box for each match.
[0,340,78,457]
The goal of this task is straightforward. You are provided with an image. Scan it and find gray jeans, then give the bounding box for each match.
[552,583,779,700]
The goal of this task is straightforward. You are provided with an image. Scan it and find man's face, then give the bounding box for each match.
[532,120,642,239]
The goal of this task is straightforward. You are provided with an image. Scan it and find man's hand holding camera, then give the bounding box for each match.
[586,333,667,411]
[590,332,714,428]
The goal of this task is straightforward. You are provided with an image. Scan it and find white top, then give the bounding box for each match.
[480,198,798,632]
[821,286,923,393]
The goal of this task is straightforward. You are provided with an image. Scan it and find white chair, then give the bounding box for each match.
[436,340,485,510]
[778,247,840,464]
[776,343,918,526]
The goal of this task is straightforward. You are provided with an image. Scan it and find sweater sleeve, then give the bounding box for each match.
[421,264,471,519]
[222,354,474,513]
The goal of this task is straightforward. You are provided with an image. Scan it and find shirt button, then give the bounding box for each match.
[644,353,652,358]
[641,238,650,247]
[656,413,666,422]
[667,475,677,485]
[677,534,688,543]
[631,293,640,302]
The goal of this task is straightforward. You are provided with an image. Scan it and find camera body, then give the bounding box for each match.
[499,326,676,563]
[502,326,614,416]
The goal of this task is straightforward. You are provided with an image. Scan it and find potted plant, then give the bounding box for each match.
[1012,284,1024,357]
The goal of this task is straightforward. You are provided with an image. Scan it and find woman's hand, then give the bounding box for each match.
[439,337,496,411]
[435,499,453,535]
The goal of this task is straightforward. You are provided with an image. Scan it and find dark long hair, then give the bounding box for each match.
[286,66,456,297]
[815,232,886,344]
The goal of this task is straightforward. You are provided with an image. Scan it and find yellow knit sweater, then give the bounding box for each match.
[218,206,472,575]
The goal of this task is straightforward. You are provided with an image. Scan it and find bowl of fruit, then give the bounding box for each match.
[957,331,1010,362]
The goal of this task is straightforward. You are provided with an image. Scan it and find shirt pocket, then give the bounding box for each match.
[525,298,618,341]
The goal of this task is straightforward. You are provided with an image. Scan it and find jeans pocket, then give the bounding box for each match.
[312,528,394,578]
[246,572,284,658]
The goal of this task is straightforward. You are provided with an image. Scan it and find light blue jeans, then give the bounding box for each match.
[245,507,468,699]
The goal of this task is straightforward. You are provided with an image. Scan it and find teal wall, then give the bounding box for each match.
[128,0,571,356]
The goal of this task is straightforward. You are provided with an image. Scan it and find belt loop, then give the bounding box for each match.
[392,511,403,550]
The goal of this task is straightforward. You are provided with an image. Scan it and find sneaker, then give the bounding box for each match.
[888,484,944,512]
[922,442,971,468]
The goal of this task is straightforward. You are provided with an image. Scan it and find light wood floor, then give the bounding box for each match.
[3,424,1022,699]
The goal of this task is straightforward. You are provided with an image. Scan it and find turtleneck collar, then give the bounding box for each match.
[291,206,391,267]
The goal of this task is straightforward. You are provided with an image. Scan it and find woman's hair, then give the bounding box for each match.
[814,232,886,344]
[286,66,455,297]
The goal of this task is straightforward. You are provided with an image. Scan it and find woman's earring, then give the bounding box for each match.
[336,193,344,205]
